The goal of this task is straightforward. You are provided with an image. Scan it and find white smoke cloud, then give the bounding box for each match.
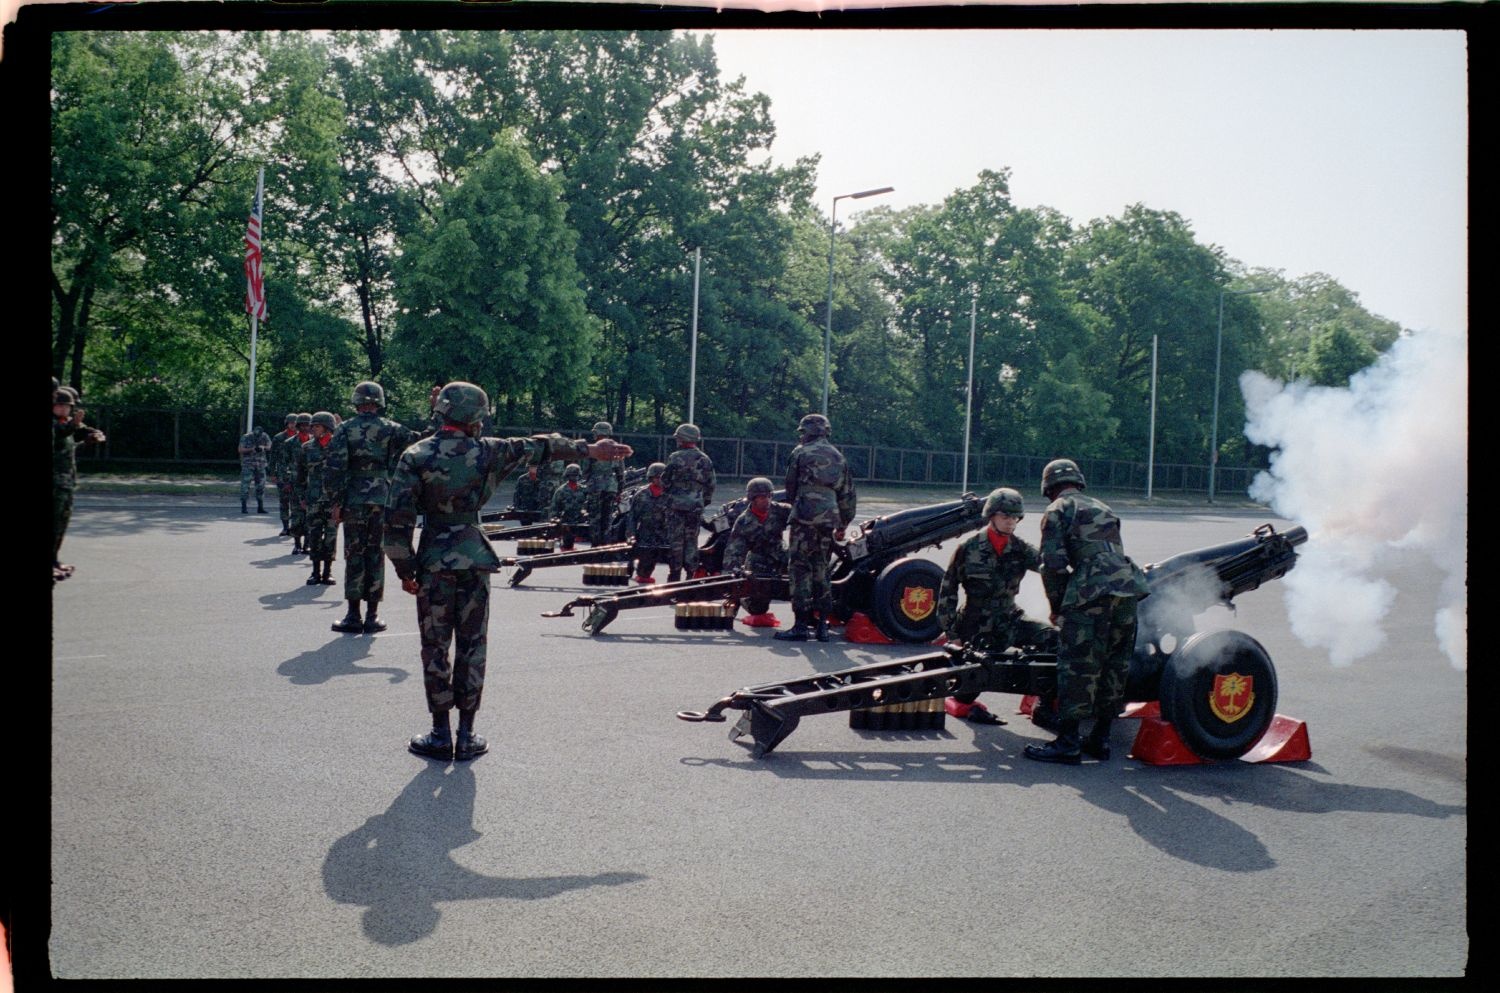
[1241,328,1467,669]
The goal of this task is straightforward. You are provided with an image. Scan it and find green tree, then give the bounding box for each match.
[1297,322,1382,386]
[1240,268,1402,381]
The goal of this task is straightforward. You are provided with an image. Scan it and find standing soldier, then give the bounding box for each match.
[268,413,299,536]
[775,413,856,642]
[937,487,1054,725]
[1024,459,1150,765]
[723,477,793,577]
[510,464,546,523]
[383,382,632,762]
[285,413,314,555]
[237,422,273,515]
[582,421,626,546]
[539,458,566,509]
[52,385,106,582]
[548,463,590,551]
[325,381,415,634]
[626,462,670,583]
[296,411,340,586]
[659,423,715,582]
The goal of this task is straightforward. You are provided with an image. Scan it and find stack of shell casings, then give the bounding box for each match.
[673,601,737,630]
[849,696,946,731]
[582,563,631,586]
[516,538,556,555]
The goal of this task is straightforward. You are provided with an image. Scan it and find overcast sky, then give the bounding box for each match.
[692,28,1468,337]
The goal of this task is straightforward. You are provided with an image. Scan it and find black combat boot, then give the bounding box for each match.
[1024,719,1083,764]
[331,599,364,632]
[306,558,323,585]
[454,709,488,761]
[279,524,291,536]
[408,711,453,760]
[257,498,267,514]
[1080,717,1113,761]
[241,499,248,514]
[291,536,304,555]
[814,611,831,643]
[319,559,337,585]
[666,569,681,583]
[774,611,813,642]
[363,601,387,633]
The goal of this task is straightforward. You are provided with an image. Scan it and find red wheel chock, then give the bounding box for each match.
[841,612,896,644]
[1129,714,1312,766]
[739,612,781,628]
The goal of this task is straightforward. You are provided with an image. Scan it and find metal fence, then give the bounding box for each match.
[73,404,1264,496]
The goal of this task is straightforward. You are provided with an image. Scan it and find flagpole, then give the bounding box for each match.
[245,166,264,432]
[961,290,976,495]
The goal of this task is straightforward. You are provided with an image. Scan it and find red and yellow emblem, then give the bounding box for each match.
[900,586,935,622]
[1208,673,1254,723]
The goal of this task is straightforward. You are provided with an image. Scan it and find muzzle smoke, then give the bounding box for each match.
[1240,329,1467,669]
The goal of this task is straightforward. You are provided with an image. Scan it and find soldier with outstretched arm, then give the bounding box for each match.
[383,382,632,763]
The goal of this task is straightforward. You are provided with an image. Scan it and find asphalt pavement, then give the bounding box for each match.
[40,488,1468,980]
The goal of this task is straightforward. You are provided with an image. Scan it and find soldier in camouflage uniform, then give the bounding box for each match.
[52,385,106,582]
[549,463,590,551]
[284,413,313,555]
[937,487,1054,725]
[383,381,632,762]
[775,413,856,642]
[268,413,299,535]
[296,412,340,586]
[237,423,273,514]
[1023,459,1150,765]
[539,459,566,509]
[511,464,546,523]
[660,423,715,582]
[724,477,792,577]
[582,421,626,545]
[325,382,416,634]
[625,462,670,583]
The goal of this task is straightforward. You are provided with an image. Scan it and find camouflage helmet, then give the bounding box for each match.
[797,413,831,439]
[674,423,701,443]
[284,413,298,426]
[351,381,385,409]
[746,477,775,499]
[647,461,667,478]
[564,463,583,480]
[592,421,613,438]
[295,412,313,427]
[54,386,78,405]
[311,411,337,431]
[983,487,1026,519]
[1041,458,1086,497]
[434,381,490,425]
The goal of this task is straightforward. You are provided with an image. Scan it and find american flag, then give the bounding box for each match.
[244,181,266,320]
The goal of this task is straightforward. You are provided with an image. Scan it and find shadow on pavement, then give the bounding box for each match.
[278,635,409,685]
[322,764,646,946]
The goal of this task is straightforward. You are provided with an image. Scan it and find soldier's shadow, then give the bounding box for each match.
[321,764,646,946]
[278,635,408,685]
[259,586,339,610]
[244,534,287,548]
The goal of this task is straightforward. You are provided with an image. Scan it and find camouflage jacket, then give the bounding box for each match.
[383,431,590,579]
[724,501,793,576]
[625,484,670,547]
[785,438,856,528]
[238,429,273,468]
[512,473,546,513]
[324,411,415,511]
[268,429,300,479]
[661,446,715,513]
[938,528,1042,642]
[1039,492,1150,611]
[296,436,336,504]
[52,418,97,491]
[549,481,590,525]
[583,455,625,494]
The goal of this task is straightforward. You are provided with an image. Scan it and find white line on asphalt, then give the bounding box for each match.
[53,655,109,661]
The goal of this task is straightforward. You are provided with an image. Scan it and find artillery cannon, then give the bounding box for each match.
[677,523,1308,762]
[480,505,544,526]
[544,493,986,642]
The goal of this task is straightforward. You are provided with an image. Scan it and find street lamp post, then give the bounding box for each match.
[1209,284,1273,502]
[824,185,893,417]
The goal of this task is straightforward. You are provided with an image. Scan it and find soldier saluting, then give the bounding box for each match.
[775,413,856,642]
[383,382,632,763]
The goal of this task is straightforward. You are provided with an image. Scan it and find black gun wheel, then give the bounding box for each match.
[869,556,945,644]
[1158,629,1278,761]
[744,596,772,616]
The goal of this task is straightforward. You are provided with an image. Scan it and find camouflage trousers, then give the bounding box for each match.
[53,487,74,560]
[289,491,307,538]
[239,463,267,502]
[1055,595,1140,723]
[304,500,338,561]
[416,569,491,713]
[787,522,835,613]
[665,509,702,577]
[953,616,1054,705]
[341,505,387,602]
[587,492,617,545]
[275,479,294,526]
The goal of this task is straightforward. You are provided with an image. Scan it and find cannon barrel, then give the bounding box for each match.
[841,493,983,570]
[1142,523,1307,619]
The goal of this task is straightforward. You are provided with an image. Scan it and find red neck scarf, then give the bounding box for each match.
[987,527,1011,557]
[317,433,331,449]
[296,431,310,444]
[750,504,769,522]
[567,481,579,491]
[649,482,664,497]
